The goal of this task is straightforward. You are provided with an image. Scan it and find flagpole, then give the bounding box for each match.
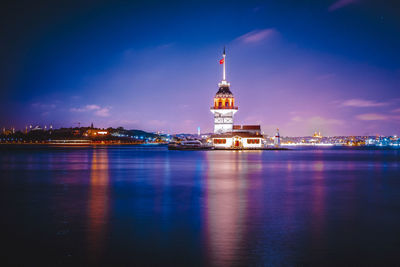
[223,47,226,81]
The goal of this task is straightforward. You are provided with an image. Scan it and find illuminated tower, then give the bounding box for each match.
[210,48,238,134]
[274,128,280,147]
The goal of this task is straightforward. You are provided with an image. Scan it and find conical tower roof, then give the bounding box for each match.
[215,84,233,97]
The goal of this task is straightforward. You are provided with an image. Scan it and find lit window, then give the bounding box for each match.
[247,139,260,144]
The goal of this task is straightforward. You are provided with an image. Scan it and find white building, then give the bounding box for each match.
[212,132,263,149]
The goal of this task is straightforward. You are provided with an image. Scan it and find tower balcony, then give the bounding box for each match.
[210,106,238,110]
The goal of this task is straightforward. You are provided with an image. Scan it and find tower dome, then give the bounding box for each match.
[213,83,236,109]
[215,84,233,98]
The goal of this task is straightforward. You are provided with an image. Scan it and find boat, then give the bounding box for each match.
[168,140,213,150]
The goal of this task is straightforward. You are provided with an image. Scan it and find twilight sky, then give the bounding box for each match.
[1,0,399,136]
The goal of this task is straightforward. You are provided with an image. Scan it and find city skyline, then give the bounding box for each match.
[1,0,399,136]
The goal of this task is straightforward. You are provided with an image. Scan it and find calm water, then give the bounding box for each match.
[1,145,400,266]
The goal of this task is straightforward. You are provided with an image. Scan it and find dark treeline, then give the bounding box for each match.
[0,127,167,143]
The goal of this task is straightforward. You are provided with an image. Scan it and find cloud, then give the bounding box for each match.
[289,116,343,126]
[342,99,388,108]
[157,43,174,49]
[290,116,303,122]
[70,104,111,117]
[392,108,400,113]
[356,113,388,121]
[235,28,277,44]
[31,102,56,109]
[94,107,110,117]
[70,105,100,112]
[178,104,190,109]
[328,0,359,12]
[308,116,344,126]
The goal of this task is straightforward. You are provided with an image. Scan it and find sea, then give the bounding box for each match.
[0,145,399,266]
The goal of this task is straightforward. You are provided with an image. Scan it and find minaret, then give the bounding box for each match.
[210,47,238,134]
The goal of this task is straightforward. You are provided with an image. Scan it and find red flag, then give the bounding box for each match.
[219,58,224,64]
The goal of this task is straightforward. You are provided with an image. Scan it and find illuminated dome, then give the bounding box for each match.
[212,82,237,110]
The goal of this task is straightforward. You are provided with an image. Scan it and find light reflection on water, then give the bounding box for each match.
[205,152,251,266]
[0,146,400,266]
[87,148,109,262]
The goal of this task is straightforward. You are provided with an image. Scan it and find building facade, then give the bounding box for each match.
[212,132,263,149]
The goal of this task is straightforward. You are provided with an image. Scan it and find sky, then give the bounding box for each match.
[0,0,399,136]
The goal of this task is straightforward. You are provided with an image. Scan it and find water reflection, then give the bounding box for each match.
[311,160,326,245]
[2,146,399,265]
[87,148,109,262]
[205,152,251,266]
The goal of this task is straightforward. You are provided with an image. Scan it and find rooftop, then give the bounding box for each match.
[215,84,233,97]
[211,132,262,138]
[233,125,261,130]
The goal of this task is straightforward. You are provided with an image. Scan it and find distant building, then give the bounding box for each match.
[313,131,322,138]
[84,129,109,137]
[274,128,280,147]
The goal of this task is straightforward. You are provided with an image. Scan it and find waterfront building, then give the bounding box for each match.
[210,48,263,149]
[212,132,263,149]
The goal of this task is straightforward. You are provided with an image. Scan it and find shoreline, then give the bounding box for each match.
[0,142,167,146]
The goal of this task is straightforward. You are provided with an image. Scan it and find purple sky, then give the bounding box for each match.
[1,0,399,136]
